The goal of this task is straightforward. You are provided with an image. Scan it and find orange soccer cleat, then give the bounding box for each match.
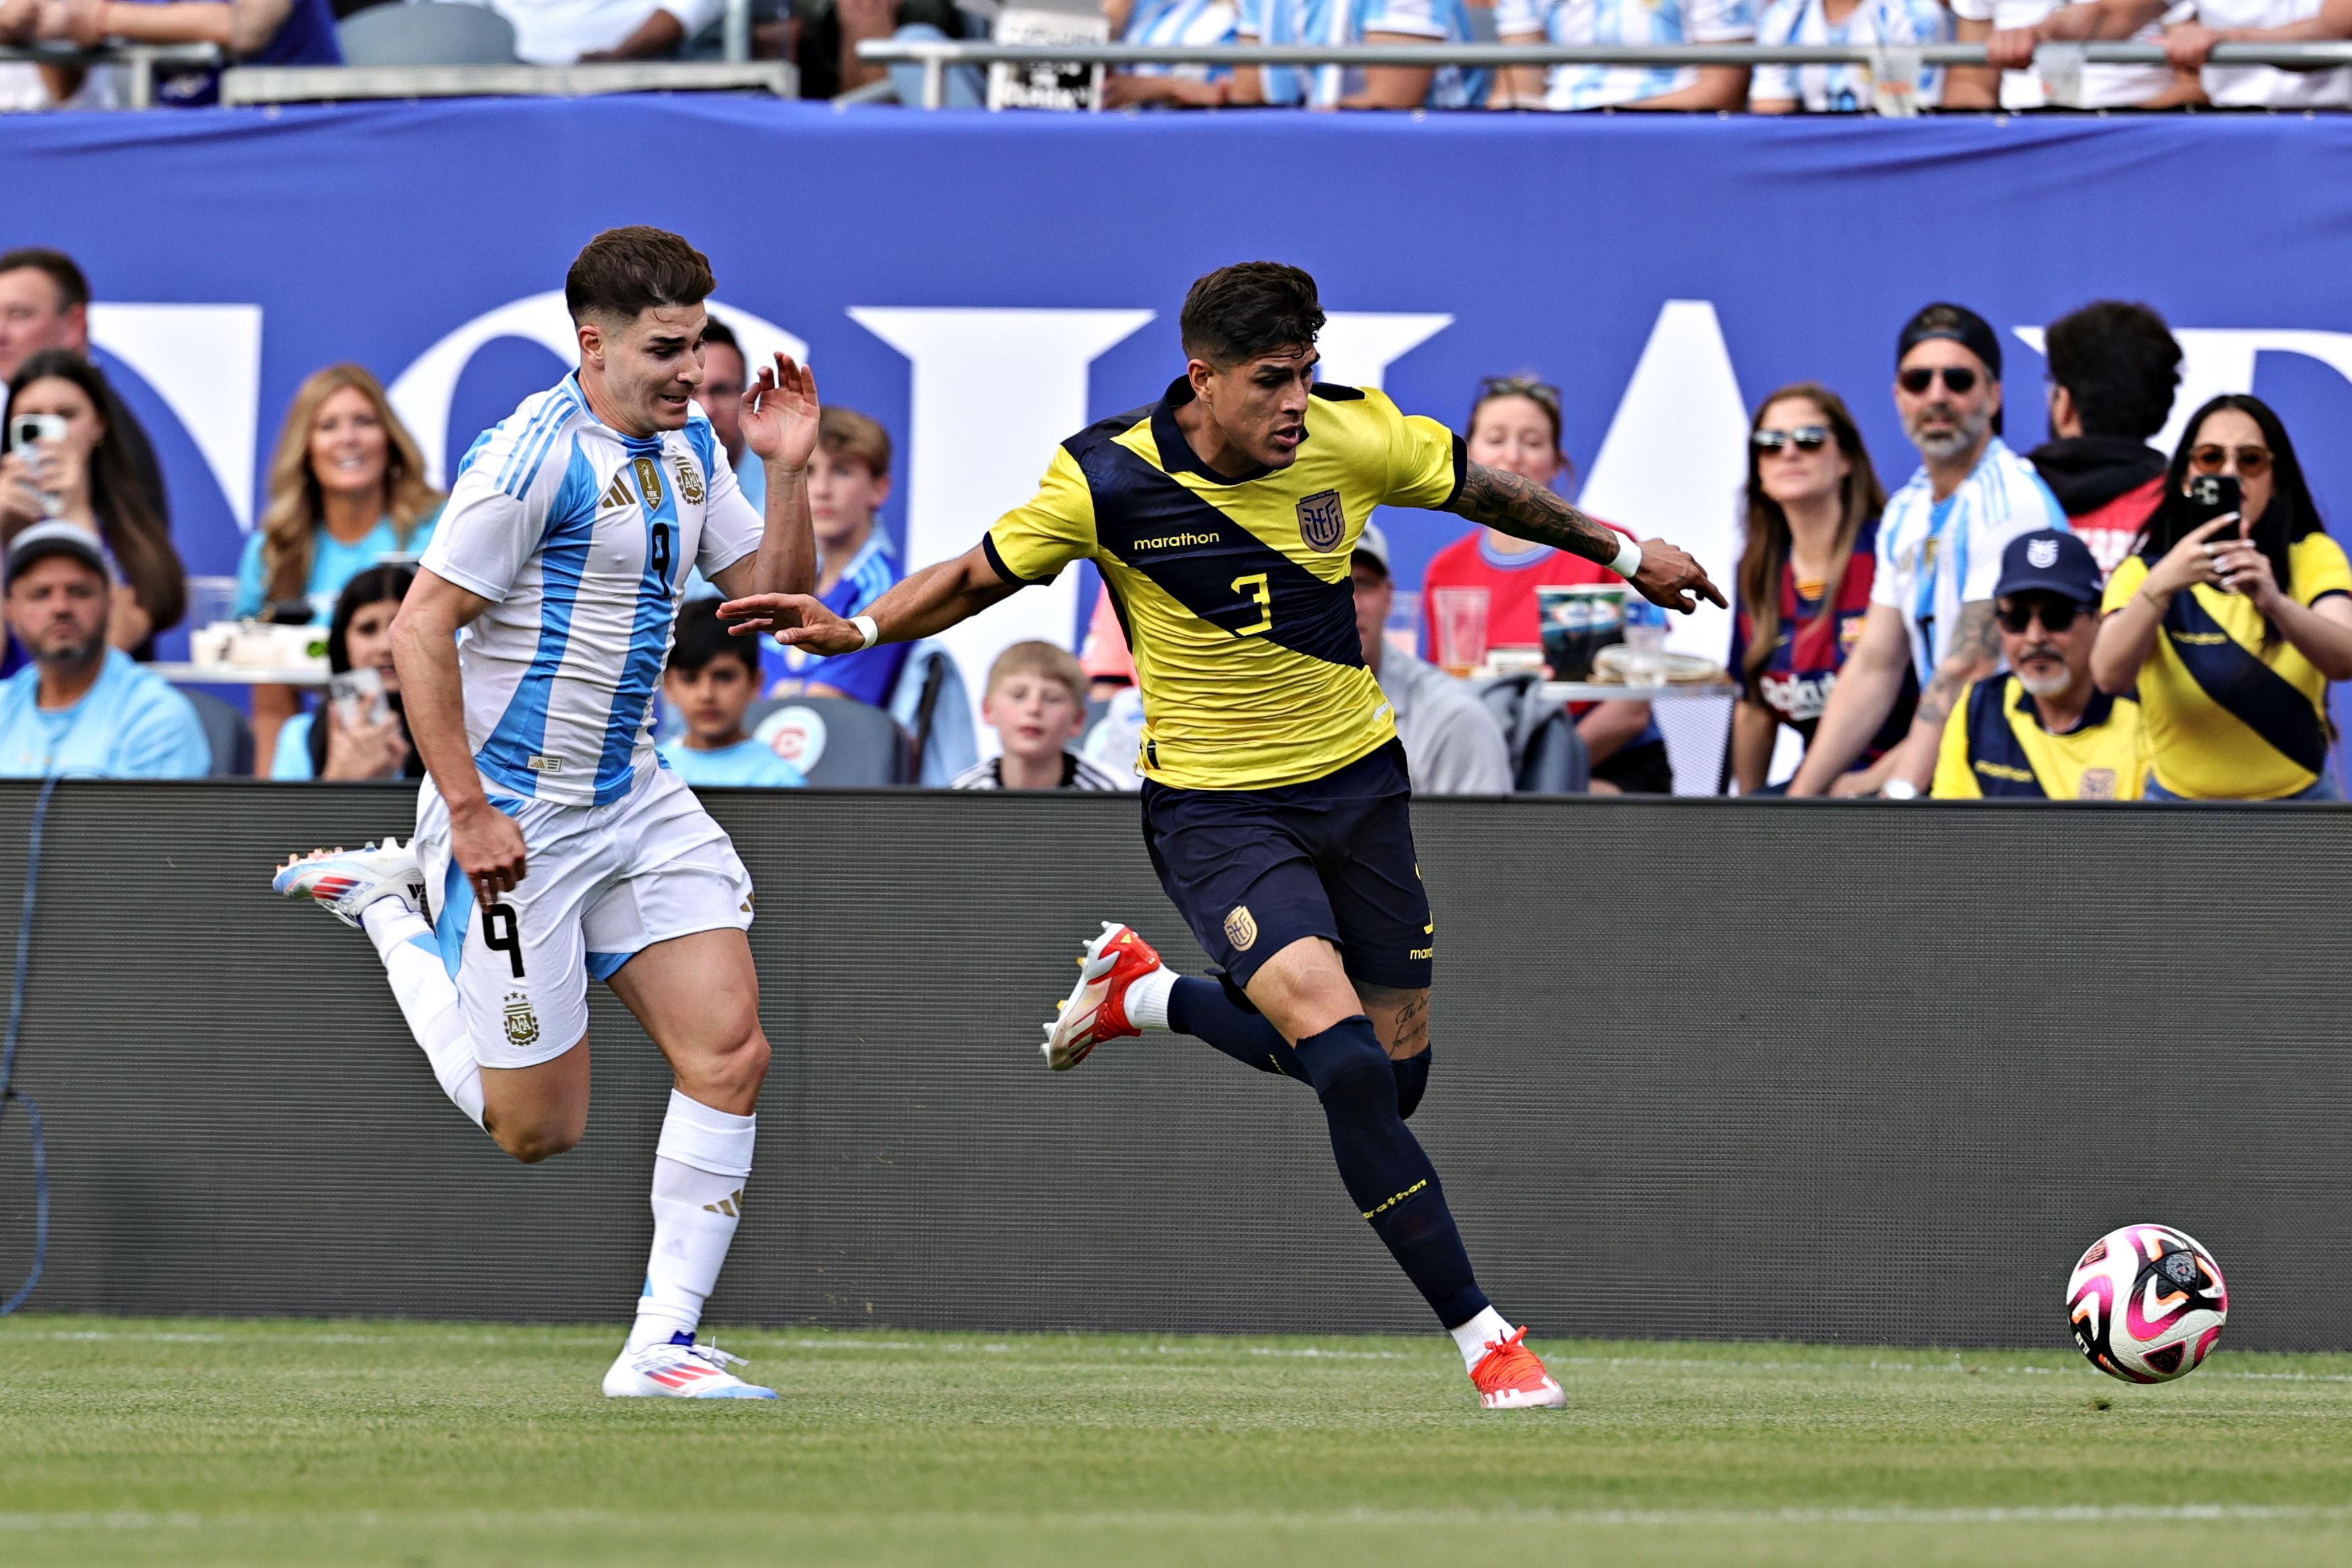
[1470,1326,1567,1410]
[1040,921,1165,1072]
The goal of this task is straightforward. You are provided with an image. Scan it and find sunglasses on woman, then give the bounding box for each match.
[1477,376,1561,412]
[2190,444,2272,478]
[1994,597,2082,634]
[1898,366,1979,396]
[1751,425,1831,453]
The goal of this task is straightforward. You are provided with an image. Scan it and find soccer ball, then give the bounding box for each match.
[2065,1223,2229,1384]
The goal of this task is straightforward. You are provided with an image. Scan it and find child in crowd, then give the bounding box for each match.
[767,407,909,707]
[657,600,806,788]
[951,640,1127,791]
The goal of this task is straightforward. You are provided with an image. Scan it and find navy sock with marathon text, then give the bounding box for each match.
[1169,976,1308,1082]
[1293,1016,1488,1329]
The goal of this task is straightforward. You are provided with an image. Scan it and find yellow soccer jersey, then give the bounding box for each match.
[1932,675,2145,801]
[984,378,1464,791]
[2101,533,2352,799]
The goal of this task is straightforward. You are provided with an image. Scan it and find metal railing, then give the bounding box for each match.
[218,59,794,105]
[0,42,220,109]
[857,38,2352,110]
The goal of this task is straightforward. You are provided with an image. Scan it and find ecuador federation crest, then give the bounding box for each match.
[1296,490,1346,552]
[1224,905,1260,952]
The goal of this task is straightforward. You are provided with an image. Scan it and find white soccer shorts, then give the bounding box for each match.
[414,760,754,1070]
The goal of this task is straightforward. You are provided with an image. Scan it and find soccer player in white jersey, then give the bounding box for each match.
[270,227,818,1400]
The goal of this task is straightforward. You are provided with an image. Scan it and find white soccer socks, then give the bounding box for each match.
[1123,965,1177,1031]
[1449,1305,1515,1372]
[629,1089,756,1352]
[360,898,486,1128]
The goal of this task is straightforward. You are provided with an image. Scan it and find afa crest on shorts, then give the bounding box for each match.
[502,992,540,1049]
[1295,490,1346,552]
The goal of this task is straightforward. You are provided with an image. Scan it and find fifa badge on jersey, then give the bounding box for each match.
[632,456,664,504]
[1224,905,1259,952]
[502,992,540,1050]
[1296,490,1346,552]
[674,454,705,505]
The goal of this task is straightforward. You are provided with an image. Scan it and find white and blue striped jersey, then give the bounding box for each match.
[1237,0,1486,107]
[1872,436,2068,681]
[1122,0,1239,77]
[1750,0,1948,111]
[421,372,766,809]
[1495,0,1755,108]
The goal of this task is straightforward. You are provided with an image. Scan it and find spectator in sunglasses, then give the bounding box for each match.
[1728,383,1911,794]
[1790,304,2067,799]
[1418,375,1670,793]
[1932,530,2143,800]
[2026,300,2182,578]
[2093,393,2352,802]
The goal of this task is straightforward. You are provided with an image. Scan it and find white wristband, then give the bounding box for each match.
[851,614,880,651]
[1608,537,1643,580]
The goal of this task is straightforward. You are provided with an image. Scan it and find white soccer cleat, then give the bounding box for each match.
[1041,921,1164,1072]
[602,1336,779,1400]
[271,838,428,928]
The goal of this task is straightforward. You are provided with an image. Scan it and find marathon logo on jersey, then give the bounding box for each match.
[1224,905,1259,952]
[674,454,704,505]
[1295,490,1346,552]
[632,456,664,505]
[526,754,565,774]
[502,991,540,1050]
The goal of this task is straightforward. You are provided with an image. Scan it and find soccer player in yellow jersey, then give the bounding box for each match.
[724,262,1723,1410]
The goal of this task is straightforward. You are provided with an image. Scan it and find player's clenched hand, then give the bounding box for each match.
[451,799,528,906]
[1629,540,1728,614]
[741,353,820,471]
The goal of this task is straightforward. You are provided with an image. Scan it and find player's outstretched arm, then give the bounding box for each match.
[1449,461,1726,614]
[391,568,529,903]
[720,542,1022,656]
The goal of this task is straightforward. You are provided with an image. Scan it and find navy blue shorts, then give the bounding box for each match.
[1140,740,1433,993]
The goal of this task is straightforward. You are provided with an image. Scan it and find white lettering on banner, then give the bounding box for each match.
[2012,326,2352,458]
[87,304,263,529]
[1316,313,1452,391]
[1575,300,1749,795]
[385,290,809,489]
[848,307,1156,754]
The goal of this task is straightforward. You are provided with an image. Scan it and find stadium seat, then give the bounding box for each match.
[337,1,519,65]
[179,689,255,777]
[744,696,910,786]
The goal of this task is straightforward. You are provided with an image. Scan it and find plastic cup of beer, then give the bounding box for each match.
[1431,587,1491,677]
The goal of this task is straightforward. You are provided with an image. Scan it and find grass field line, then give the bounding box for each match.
[8,1503,2352,1533]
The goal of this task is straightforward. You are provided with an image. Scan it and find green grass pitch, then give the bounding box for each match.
[6,1315,2352,1566]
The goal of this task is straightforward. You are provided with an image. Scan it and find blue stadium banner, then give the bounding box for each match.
[10,103,2352,778]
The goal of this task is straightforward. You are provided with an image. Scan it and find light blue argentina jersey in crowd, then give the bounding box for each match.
[1750,0,1947,110]
[1237,0,1485,107]
[420,372,766,809]
[1495,0,1754,108]
[1123,0,1238,77]
[1872,434,2068,681]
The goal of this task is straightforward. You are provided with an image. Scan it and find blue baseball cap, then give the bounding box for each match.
[1992,529,2101,607]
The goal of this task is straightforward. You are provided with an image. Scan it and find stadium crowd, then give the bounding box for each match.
[3,0,2351,111]
[0,239,2345,801]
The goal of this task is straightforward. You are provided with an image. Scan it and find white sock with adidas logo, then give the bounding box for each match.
[629,1089,757,1352]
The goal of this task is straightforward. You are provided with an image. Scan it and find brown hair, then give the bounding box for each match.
[818,406,892,478]
[1737,383,1886,680]
[564,226,715,323]
[3,350,184,635]
[1467,377,1574,487]
[985,640,1087,709]
[0,247,90,311]
[257,364,443,607]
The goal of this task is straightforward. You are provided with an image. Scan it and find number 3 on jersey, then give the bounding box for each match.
[1231,572,1272,636]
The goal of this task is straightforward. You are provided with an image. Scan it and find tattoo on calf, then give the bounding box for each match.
[1451,462,1623,566]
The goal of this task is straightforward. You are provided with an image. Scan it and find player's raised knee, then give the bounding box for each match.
[488,1110,585,1165]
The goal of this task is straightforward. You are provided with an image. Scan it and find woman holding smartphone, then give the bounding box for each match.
[2093,393,2352,800]
[1,350,185,658]
[269,565,422,782]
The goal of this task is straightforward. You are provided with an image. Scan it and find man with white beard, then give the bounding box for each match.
[1932,529,2145,800]
[1789,303,2068,798]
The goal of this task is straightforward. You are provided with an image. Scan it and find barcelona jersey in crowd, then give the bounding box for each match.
[1730,519,1916,762]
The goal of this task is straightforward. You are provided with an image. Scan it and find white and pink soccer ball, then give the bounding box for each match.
[2066,1223,2229,1384]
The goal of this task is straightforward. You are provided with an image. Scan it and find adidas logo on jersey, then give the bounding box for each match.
[601,474,634,510]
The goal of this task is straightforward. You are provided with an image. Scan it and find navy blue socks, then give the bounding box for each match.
[1293,1016,1488,1329]
[1169,976,1308,1082]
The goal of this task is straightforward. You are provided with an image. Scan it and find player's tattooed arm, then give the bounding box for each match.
[1449,461,1625,566]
